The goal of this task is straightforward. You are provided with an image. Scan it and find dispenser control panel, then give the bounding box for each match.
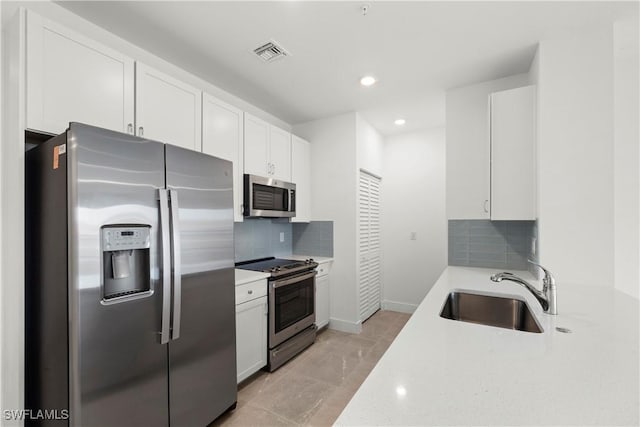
[102,226,151,251]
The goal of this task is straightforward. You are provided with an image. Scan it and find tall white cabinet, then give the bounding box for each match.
[358,171,382,322]
[490,85,536,220]
[135,63,202,151]
[291,135,311,223]
[26,11,134,135]
[202,94,244,222]
[244,113,291,181]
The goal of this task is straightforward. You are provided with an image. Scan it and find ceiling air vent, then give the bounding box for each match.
[253,40,290,63]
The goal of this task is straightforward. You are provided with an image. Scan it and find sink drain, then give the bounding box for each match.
[555,327,572,333]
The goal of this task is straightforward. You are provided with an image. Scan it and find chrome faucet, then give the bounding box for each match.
[490,261,557,315]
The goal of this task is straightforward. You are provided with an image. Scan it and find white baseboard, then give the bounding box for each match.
[381,300,418,314]
[328,317,362,334]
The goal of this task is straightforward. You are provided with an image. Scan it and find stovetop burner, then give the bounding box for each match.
[236,257,318,277]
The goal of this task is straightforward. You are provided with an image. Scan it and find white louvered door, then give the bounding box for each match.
[358,171,381,322]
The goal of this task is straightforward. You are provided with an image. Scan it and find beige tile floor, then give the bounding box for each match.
[212,310,411,427]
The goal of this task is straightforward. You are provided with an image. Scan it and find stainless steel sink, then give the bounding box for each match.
[440,291,543,333]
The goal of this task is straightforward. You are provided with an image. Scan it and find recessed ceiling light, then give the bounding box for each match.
[394,119,406,126]
[360,76,377,87]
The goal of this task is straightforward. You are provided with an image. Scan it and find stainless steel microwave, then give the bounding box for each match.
[243,174,296,218]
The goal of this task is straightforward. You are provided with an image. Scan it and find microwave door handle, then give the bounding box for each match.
[158,189,171,345]
[290,189,296,212]
[169,189,182,341]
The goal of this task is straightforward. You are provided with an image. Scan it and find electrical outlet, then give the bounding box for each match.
[410,232,417,241]
[280,232,285,243]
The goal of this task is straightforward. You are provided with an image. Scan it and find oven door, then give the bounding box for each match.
[269,270,316,348]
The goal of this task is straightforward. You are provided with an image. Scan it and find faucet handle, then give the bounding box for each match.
[527,260,556,287]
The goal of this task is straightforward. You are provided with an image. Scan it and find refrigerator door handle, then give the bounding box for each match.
[169,189,182,340]
[159,189,172,345]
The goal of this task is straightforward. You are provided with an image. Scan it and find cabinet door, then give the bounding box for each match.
[244,113,270,177]
[269,126,292,181]
[315,274,330,329]
[291,135,311,222]
[235,296,268,384]
[135,63,201,151]
[26,11,134,135]
[490,86,536,220]
[445,86,491,219]
[202,93,244,222]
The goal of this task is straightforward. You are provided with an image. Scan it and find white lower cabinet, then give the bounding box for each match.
[315,262,332,329]
[235,279,268,384]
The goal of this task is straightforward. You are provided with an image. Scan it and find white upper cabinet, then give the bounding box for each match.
[291,135,311,223]
[244,113,292,181]
[446,86,491,219]
[490,85,536,220]
[135,63,202,151]
[202,93,244,222]
[269,126,292,181]
[26,11,134,135]
[243,114,270,176]
[447,82,536,221]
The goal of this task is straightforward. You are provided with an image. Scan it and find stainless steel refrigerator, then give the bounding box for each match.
[25,123,237,426]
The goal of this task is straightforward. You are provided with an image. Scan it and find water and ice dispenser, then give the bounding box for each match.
[101,225,151,300]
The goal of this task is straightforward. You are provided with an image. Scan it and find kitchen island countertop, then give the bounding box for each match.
[336,266,639,426]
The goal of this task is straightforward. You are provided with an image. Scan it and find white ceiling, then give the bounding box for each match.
[56,1,636,136]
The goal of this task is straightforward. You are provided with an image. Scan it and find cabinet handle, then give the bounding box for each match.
[248,290,253,295]
[127,123,134,134]
[484,199,489,213]
[138,126,144,137]
[271,164,275,175]
[267,163,271,175]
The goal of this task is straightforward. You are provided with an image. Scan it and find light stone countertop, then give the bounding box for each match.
[336,266,640,426]
[234,269,270,286]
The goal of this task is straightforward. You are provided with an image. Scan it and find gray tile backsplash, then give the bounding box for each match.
[234,220,334,262]
[448,220,537,270]
[292,221,334,257]
[234,219,292,262]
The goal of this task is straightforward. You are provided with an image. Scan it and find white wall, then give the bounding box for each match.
[381,128,447,312]
[1,9,25,426]
[537,24,615,287]
[0,4,4,424]
[613,18,639,299]
[356,113,384,177]
[445,73,529,219]
[293,112,361,333]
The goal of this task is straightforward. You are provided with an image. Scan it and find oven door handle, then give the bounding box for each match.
[272,270,317,288]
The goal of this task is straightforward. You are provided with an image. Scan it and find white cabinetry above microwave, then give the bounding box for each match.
[244,113,292,181]
[291,135,311,223]
[26,10,135,135]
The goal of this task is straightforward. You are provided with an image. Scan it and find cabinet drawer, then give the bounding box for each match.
[317,262,332,277]
[235,279,267,305]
